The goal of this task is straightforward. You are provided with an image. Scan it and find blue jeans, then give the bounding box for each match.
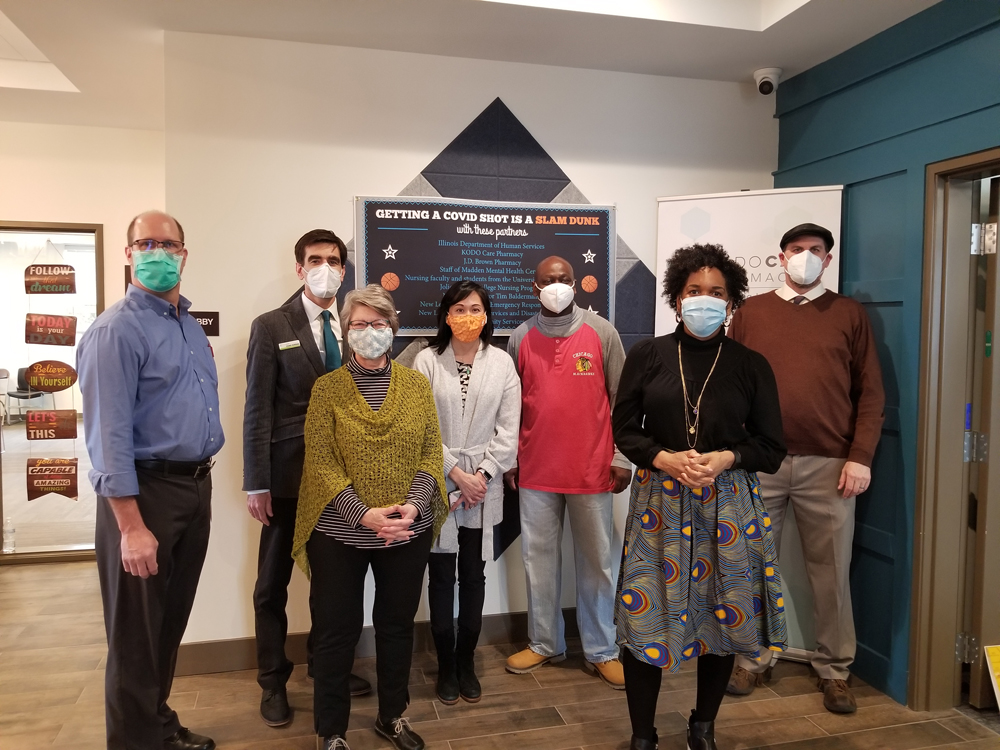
[519,488,618,663]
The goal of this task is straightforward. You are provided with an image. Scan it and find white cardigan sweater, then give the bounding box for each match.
[413,341,521,558]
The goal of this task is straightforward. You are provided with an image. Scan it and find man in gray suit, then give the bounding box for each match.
[243,229,370,728]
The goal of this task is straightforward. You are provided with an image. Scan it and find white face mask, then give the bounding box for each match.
[535,281,575,314]
[784,251,824,286]
[304,264,343,299]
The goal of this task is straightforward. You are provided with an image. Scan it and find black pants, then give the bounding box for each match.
[308,528,433,738]
[427,526,486,642]
[253,495,313,689]
[96,471,212,750]
[622,647,735,740]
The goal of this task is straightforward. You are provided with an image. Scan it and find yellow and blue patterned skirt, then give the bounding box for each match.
[616,467,787,670]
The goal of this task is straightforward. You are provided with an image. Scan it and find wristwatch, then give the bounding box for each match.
[478,468,493,483]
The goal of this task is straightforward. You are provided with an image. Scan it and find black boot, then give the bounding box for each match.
[629,732,658,749]
[455,628,482,703]
[687,713,717,750]
[433,632,459,705]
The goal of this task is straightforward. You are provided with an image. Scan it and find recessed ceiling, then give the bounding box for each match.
[0,0,940,131]
[479,0,812,31]
[0,10,77,91]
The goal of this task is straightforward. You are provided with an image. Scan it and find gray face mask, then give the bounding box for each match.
[348,327,393,360]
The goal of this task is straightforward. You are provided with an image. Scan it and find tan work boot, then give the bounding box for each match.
[505,647,566,674]
[725,665,772,695]
[818,678,857,713]
[586,658,626,689]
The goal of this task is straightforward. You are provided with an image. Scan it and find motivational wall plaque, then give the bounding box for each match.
[355,197,615,335]
[25,360,78,393]
[24,264,76,294]
[24,314,78,346]
[26,458,79,501]
[25,410,78,440]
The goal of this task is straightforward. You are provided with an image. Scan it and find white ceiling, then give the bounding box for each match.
[0,0,940,131]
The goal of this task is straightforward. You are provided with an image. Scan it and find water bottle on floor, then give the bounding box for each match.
[2,517,14,553]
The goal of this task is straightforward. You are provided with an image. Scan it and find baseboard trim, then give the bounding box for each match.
[176,608,581,677]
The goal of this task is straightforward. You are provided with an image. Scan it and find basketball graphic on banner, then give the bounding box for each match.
[581,275,599,293]
[381,272,400,291]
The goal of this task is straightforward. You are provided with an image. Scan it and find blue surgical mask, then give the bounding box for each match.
[133,248,182,292]
[680,296,728,338]
[348,327,393,360]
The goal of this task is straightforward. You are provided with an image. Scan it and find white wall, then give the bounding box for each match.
[162,31,779,643]
[0,121,165,308]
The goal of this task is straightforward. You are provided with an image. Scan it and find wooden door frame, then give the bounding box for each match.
[912,146,1000,710]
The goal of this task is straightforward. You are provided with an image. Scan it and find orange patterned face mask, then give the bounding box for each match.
[447,312,487,343]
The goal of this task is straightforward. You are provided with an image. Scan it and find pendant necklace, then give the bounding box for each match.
[678,340,723,449]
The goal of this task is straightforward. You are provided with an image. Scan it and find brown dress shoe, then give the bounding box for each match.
[818,678,857,713]
[725,665,771,696]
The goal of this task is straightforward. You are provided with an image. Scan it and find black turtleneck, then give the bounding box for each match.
[611,323,786,474]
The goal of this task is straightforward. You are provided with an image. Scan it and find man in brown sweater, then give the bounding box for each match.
[726,223,885,714]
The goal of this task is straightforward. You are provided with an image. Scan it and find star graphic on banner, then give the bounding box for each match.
[582,250,596,263]
[587,305,599,314]
[383,245,399,259]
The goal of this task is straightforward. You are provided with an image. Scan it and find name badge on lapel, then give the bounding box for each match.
[278,340,301,351]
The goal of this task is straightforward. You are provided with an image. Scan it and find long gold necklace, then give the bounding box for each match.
[678,340,723,449]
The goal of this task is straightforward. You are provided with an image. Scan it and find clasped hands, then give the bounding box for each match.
[448,466,487,510]
[361,504,419,546]
[652,449,734,489]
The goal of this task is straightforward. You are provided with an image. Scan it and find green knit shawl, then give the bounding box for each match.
[292,362,448,577]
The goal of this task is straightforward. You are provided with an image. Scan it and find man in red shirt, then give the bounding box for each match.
[505,256,632,689]
[727,223,885,713]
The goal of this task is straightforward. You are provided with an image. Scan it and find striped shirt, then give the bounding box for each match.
[315,356,435,548]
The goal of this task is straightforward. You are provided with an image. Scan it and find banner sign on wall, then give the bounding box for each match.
[24,264,76,294]
[26,458,79,501]
[25,410,78,441]
[654,186,843,336]
[25,360,78,393]
[355,196,615,335]
[24,314,78,346]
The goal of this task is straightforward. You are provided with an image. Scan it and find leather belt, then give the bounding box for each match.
[135,459,214,479]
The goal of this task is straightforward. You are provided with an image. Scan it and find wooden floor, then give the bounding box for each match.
[2,563,999,750]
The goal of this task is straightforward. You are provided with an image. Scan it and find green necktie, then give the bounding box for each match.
[321,310,341,371]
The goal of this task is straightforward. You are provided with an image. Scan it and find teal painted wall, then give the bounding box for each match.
[773,0,1000,703]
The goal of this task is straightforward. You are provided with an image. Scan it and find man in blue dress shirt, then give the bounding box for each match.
[78,210,224,750]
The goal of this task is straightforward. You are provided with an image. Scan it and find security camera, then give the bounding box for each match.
[753,68,782,95]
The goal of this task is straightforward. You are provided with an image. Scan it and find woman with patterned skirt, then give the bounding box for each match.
[611,244,788,750]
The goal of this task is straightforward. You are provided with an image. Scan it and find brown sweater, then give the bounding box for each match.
[729,290,885,467]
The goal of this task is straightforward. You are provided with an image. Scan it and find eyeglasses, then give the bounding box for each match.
[131,239,185,254]
[348,319,391,331]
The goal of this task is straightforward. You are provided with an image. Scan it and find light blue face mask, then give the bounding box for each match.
[680,295,728,338]
[348,326,393,360]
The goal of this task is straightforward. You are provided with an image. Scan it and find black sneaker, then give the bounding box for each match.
[374,715,425,750]
[318,736,351,750]
[260,687,291,727]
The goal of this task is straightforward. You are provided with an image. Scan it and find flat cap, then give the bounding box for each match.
[780,223,835,251]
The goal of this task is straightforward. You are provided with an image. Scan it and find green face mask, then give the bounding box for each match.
[133,248,182,292]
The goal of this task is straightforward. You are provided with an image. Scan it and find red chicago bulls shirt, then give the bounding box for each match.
[507,304,629,494]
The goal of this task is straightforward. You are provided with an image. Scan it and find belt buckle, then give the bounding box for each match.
[193,461,214,480]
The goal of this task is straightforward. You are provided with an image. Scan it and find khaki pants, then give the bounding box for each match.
[736,455,856,680]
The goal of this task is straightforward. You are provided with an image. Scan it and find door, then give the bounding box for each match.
[913,152,1000,711]
[967,174,1000,708]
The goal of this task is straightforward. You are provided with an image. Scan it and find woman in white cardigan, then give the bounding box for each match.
[413,280,521,706]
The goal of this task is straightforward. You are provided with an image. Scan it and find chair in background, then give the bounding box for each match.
[4,367,53,422]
